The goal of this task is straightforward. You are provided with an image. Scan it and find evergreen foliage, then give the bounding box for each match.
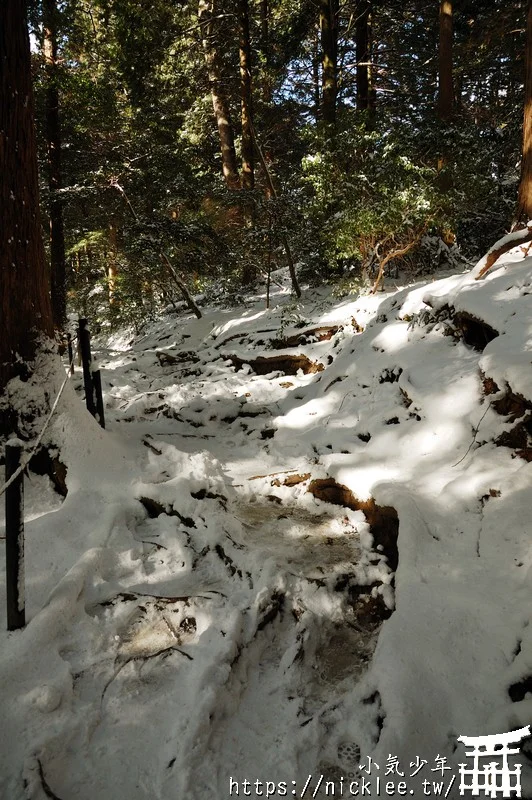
[26,0,530,327]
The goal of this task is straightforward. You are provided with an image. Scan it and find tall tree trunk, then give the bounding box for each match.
[43,0,67,329]
[355,0,370,111]
[320,0,338,127]
[108,220,118,306]
[516,0,532,223]
[239,0,254,189]
[198,0,241,189]
[0,0,54,394]
[355,1,375,127]
[437,0,453,121]
[260,0,269,65]
[313,29,321,123]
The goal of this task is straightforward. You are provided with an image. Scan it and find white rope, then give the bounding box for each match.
[0,352,76,498]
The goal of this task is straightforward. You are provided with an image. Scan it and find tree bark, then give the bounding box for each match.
[108,220,118,306]
[0,0,53,393]
[355,0,370,111]
[260,0,269,66]
[198,0,241,189]
[239,0,254,189]
[437,0,454,121]
[313,29,321,123]
[516,0,532,223]
[43,0,67,329]
[320,0,338,127]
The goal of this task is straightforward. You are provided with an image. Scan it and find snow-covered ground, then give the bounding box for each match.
[1,257,531,800]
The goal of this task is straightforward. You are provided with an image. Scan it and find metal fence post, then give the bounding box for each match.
[78,318,96,417]
[66,332,75,375]
[5,440,25,631]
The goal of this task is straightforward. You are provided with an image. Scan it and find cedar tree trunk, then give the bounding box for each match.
[239,0,254,189]
[356,0,370,111]
[199,0,241,189]
[437,0,453,121]
[516,0,532,223]
[320,0,338,127]
[43,0,67,329]
[0,0,53,394]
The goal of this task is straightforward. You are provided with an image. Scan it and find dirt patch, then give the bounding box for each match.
[508,676,532,703]
[379,367,403,384]
[496,416,532,461]
[481,374,500,396]
[315,621,376,685]
[348,585,393,626]
[492,388,532,420]
[138,496,196,528]
[29,447,68,497]
[489,382,532,461]
[307,478,399,570]
[224,353,325,376]
[453,311,499,351]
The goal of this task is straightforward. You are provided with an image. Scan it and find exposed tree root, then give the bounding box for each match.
[307,478,399,570]
[269,326,342,349]
[271,473,311,487]
[472,223,532,280]
[224,353,325,376]
[248,469,304,481]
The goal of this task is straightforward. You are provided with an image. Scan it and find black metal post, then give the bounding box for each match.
[5,440,25,631]
[92,367,106,429]
[78,318,96,417]
[67,332,74,375]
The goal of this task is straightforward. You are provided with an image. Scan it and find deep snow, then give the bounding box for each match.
[0,255,531,800]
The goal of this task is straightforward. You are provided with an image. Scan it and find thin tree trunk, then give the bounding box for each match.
[313,29,321,122]
[260,0,269,65]
[320,0,338,127]
[108,220,118,306]
[516,0,532,223]
[43,0,67,330]
[250,123,301,298]
[198,0,241,189]
[0,0,54,394]
[112,181,202,318]
[239,0,254,190]
[437,0,453,121]
[355,0,370,111]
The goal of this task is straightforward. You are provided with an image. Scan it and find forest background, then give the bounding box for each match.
[7,0,532,339]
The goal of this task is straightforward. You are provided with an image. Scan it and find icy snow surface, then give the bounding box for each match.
[1,261,531,799]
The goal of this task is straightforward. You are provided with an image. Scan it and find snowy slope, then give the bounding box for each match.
[0,259,531,800]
